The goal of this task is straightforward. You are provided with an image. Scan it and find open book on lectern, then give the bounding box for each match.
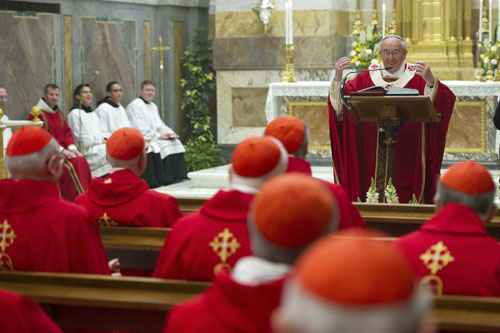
[350,85,420,96]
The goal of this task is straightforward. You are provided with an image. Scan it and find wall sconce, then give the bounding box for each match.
[253,0,274,34]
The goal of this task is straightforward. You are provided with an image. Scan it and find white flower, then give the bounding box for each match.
[371,59,379,65]
[491,59,498,65]
[355,61,361,66]
[350,50,357,56]
[366,49,372,55]
[352,41,357,47]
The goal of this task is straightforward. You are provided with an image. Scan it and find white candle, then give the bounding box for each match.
[489,0,493,40]
[480,0,483,42]
[382,1,387,38]
[284,0,293,45]
[497,0,500,41]
[285,0,290,44]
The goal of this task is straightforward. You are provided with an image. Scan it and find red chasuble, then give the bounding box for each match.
[30,102,92,202]
[164,272,284,333]
[327,64,455,203]
[0,290,62,333]
[396,204,500,297]
[287,156,312,175]
[75,169,181,228]
[154,190,252,281]
[0,179,110,274]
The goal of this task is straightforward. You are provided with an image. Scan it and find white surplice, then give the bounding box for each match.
[1,115,12,156]
[95,101,131,138]
[125,98,185,159]
[67,108,112,177]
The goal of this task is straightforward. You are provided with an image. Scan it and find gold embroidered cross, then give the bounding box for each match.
[0,220,16,253]
[210,228,240,263]
[419,241,455,275]
[98,213,118,227]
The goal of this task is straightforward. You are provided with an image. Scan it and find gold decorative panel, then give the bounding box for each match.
[288,102,331,156]
[231,88,268,127]
[444,100,486,153]
[144,21,152,81]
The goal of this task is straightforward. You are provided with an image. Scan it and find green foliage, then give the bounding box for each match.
[477,39,500,80]
[350,22,382,70]
[181,32,221,172]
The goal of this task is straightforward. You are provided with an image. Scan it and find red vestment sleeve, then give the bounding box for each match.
[153,223,190,279]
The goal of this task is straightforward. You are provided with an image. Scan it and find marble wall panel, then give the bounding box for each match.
[232,88,268,127]
[214,36,337,70]
[215,10,332,39]
[445,101,486,153]
[81,18,137,105]
[288,102,331,156]
[0,12,55,119]
[64,15,73,109]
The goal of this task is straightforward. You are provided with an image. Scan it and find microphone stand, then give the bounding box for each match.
[339,66,392,110]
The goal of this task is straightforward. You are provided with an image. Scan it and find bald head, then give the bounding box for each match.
[379,35,408,74]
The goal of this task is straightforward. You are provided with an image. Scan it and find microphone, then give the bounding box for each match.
[339,66,393,110]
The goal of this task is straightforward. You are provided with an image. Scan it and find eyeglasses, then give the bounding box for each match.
[381,49,403,57]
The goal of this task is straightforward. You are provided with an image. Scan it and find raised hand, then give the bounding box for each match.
[334,57,352,82]
[415,61,435,86]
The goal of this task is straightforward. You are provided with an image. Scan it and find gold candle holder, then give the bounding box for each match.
[31,106,42,123]
[282,44,296,83]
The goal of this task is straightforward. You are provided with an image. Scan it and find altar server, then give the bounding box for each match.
[95,81,131,137]
[67,84,112,177]
[126,80,186,187]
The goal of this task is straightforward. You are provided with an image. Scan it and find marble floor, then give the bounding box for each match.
[156,164,500,202]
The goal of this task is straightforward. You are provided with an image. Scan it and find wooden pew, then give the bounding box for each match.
[0,271,498,333]
[176,198,500,238]
[0,271,208,332]
[99,202,500,271]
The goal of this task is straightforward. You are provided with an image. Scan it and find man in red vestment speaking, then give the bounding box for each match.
[34,84,92,201]
[76,128,181,228]
[164,173,338,333]
[154,136,289,281]
[0,127,109,274]
[328,35,456,203]
[396,161,500,297]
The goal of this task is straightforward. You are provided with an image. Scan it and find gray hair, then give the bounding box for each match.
[379,35,407,51]
[107,154,142,169]
[435,182,496,220]
[294,126,309,159]
[247,200,340,265]
[6,139,61,177]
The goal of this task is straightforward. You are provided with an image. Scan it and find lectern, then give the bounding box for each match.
[346,95,440,202]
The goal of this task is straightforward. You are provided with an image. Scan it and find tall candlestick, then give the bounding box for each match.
[289,0,293,45]
[489,0,493,40]
[480,0,483,42]
[382,1,387,38]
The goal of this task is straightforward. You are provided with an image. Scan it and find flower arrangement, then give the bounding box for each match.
[350,16,382,71]
[477,39,500,81]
